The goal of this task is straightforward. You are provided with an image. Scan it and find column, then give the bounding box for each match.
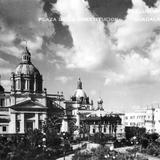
[35,113,39,129]
[19,74,22,91]
[34,75,37,92]
[28,80,30,92]
[61,116,68,133]
[9,113,16,133]
[20,113,25,133]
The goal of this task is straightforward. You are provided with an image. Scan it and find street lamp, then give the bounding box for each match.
[42,132,46,151]
[62,132,67,160]
[42,137,46,151]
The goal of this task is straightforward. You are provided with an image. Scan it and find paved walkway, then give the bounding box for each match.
[115,147,160,160]
[56,154,74,160]
[57,144,160,160]
[56,143,83,160]
[137,153,160,160]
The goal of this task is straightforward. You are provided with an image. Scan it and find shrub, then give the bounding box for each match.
[72,151,92,160]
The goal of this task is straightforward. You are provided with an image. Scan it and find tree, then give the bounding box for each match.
[125,127,146,140]
[80,121,90,140]
[43,114,63,151]
[68,117,78,137]
[24,129,43,150]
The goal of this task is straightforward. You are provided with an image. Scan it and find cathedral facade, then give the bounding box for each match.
[63,79,125,139]
[0,47,63,134]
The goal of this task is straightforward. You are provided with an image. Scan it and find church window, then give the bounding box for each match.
[104,127,106,133]
[93,128,95,133]
[2,126,6,132]
[39,121,43,131]
[25,80,29,90]
[16,80,18,90]
[18,79,21,90]
[16,120,20,132]
[0,99,4,107]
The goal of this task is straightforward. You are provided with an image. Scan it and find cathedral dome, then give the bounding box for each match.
[15,47,40,76]
[74,89,87,98]
[15,63,40,75]
[11,47,43,93]
[73,78,87,99]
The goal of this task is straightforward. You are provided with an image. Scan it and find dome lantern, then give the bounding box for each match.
[77,78,82,89]
[22,47,31,63]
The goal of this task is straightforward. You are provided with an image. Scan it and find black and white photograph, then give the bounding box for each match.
[0,0,160,159]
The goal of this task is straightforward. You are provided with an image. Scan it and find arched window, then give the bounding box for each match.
[16,80,21,90]
[0,99,4,107]
[18,79,21,90]
[25,80,29,90]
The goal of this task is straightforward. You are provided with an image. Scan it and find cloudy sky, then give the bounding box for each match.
[0,0,160,112]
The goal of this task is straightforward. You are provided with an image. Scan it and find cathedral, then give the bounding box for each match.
[0,47,124,139]
[0,47,63,134]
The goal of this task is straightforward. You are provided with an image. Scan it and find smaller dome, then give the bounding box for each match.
[0,85,4,93]
[77,78,82,89]
[15,47,40,76]
[74,89,87,98]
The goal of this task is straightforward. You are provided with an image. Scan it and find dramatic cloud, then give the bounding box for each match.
[104,0,160,86]
[87,0,157,19]
[0,0,54,60]
[1,80,11,91]
[109,0,160,51]
[105,53,156,85]
[55,76,72,84]
[0,58,8,65]
[0,0,53,39]
[41,0,73,47]
[54,0,111,70]
[1,0,160,109]
[0,68,12,75]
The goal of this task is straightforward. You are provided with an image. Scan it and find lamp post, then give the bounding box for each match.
[62,132,66,160]
[42,137,46,151]
[42,132,46,151]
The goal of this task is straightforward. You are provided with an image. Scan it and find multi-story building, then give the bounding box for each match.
[124,106,160,134]
[124,110,146,128]
[0,47,63,134]
[145,106,160,134]
[84,112,125,139]
[145,107,155,133]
